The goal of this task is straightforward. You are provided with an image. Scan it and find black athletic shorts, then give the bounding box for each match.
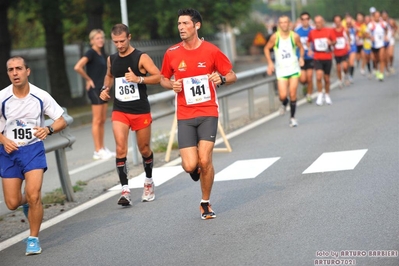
[88,87,107,105]
[314,60,332,75]
[372,47,382,54]
[335,55,348,64]
[301,59,314,70]
[356,45,363,53]
[177,116,218,149]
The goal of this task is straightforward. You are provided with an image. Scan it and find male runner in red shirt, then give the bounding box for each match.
[308,15,336,105]
[161,8,237,220]
[332,15,350,87]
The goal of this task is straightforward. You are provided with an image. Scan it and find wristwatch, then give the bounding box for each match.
[47,126,54,135]
[219,75,226,85]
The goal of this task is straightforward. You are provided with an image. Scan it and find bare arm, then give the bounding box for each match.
[74,56,94,90]
[294,33,305,67]
[139,54,161,85]
[264,34,276,75]
[100,56,113,101]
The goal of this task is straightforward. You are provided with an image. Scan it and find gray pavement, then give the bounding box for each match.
[0,53,399,265]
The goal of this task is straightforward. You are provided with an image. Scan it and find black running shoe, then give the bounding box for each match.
[189,167,200,182]
[200,202,216,220]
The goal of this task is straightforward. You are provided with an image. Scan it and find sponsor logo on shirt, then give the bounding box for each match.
[178,60,187,71]
[190,77,201,84]
[197,62,206,68]
[16,120,27,127]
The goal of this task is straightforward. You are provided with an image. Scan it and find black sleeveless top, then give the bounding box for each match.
[110,49,150,114]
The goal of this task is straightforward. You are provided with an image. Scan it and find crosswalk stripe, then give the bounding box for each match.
[303,149,368,174]
[215,158,280,182]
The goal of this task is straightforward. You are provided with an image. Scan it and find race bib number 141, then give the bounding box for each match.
[183,75,211,105]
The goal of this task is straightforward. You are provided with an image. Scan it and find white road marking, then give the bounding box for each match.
[108,166,184,191]
[303,149,368,174]
[215,158,280,181]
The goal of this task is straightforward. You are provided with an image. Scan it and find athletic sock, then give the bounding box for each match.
[201,199,210,203]
[349,66,354,77]
[145,177,153,184]
[367,62,371,73]
[282,98,289,107]
[290,101,297,118]
[142,152,153,178]
[116,157,128,187]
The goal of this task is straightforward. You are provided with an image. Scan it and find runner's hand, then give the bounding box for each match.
[267,63,275,76]
[33,127,49,140]
[86,79,95,91]
[208,72,221,85]
[100,87,111,100]
[172,79,182,93]
[2,138,18,153]
[308,50,314,57]
[125,67,139,83]
[299,58,304,67]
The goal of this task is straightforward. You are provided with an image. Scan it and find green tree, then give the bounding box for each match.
[0,0,13,89]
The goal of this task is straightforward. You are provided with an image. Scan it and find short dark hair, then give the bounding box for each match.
[7,56,29,69]
[333,15,342,21]
[111,23,130,37]
[356,12,364,17]
[178,8,203,25]
[300,11,311,18]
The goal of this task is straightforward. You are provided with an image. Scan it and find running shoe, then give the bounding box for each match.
[325,94,332,105]
[189,168,200,182]
[93,148,113,160]
[289,118,298,127]
[141,182,155,202]
[117,190,132,206]
[389,67,395,74]
[279,105,286,115]
[306,94,312,103]
[349,76,354,84]
[25,237,42,256]
[360,68,365,75]
[200,202,216,220]
[378,72,384,82]
[316,93,323,106]
[104,147,116,157]
[22,203,29,219]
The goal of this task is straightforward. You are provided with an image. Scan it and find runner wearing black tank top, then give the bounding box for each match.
[100,24,161,206]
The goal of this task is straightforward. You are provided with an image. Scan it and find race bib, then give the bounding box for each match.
[183,75,211,105]
[350,33,356,45]
[335,37,346,49]
[314,38,328,51]
[115,77,140,102]
[5,119,36,146]
[300,36,308,50]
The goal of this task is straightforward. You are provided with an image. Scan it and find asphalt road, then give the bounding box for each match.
[0,58,398,265]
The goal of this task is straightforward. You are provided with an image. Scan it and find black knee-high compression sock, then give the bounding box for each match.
[349,66,354,77]
[142,152,153,178]
[290,101,297,118]
[282,98,289,107]
[367,62,371,73]
[116,157,128,186]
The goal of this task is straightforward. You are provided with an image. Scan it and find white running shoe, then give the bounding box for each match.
[349,76,354,84]
[104,147,116,157]
[325,94,332,105]
[117,190,132,206]
[141,182,155,202]
[279,105,286,115]
[360,68,365,75]
[289,118,298,127]
[93,148,113,160]
[316,93,323,106]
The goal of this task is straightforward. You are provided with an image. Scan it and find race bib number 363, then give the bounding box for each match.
[115,77,140,102]
[183,75,211,105]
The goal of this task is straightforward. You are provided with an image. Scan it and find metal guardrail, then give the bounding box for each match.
[130,66,277,165]
[43,109,76,202]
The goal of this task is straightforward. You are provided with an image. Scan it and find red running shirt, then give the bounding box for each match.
[161,41,233,120]
[308,27,336,60]
[332,28,349,57]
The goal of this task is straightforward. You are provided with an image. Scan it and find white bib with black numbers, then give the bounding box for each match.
[115,77,140,102]
[314,38,328,51]
[335,37,346,49]
[300,36,308,50]
[183,75,211,105]
[4,118,36,146]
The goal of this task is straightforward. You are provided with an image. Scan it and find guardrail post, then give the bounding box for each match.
[221,97,230,130]
[55,148,75,202]
[248,88,255,119]
[269,81,277,112]
[131,131,139,166]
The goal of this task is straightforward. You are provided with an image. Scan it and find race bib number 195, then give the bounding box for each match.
[183,75,211,105]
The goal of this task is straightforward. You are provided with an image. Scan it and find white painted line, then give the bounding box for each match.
[215,158,280,181]
[0,189,120,252]
[303,149,368,174]
[108,166,184,191]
